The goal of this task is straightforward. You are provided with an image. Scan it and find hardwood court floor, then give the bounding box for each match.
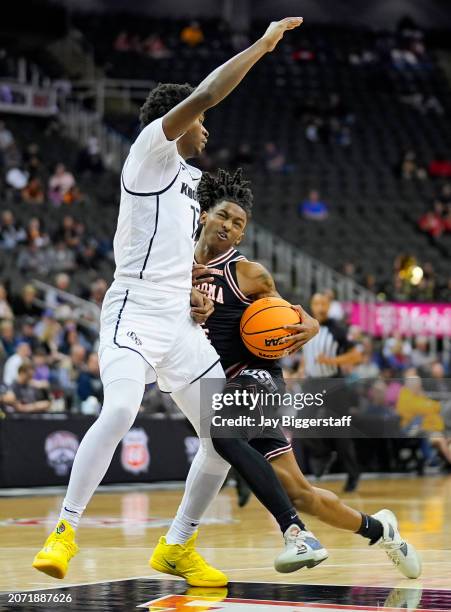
[1,476,451,594]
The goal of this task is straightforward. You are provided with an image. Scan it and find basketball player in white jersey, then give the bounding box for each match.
[32,17,303,587]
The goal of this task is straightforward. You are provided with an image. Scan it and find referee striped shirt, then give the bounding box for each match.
[303,319,353,378]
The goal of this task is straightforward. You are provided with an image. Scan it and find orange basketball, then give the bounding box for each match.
[240,297,301,359]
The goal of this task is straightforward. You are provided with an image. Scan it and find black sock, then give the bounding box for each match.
[356,513,383,544]
[277,508,306,534]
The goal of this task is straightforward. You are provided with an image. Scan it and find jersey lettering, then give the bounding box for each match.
[181,182,198,200]
[198,282,224,304]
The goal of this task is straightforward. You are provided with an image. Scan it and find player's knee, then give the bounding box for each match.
[211,436,241,462]
[198,438,231,472]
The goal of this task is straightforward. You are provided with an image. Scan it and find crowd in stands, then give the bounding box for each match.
[418,183,451,239]
[282,303,451,474]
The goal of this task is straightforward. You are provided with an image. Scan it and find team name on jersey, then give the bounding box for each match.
[197,281,224,304]
[181,182,198,201]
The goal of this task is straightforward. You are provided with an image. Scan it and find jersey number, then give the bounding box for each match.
[240,369,277,392]
[190,205,201,239]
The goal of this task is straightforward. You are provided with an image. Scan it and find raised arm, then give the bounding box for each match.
[162,17,303,140]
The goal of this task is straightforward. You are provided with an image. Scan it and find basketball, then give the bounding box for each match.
[240,297,301,359]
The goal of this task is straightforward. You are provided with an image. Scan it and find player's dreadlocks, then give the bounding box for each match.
[198,168,253,218]
[139,83,194,128]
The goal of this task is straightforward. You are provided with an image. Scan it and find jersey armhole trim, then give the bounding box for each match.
[121,163,182,196]
[225,260,253,305]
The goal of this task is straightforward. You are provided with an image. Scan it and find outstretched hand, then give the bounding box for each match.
[261,17,303,52]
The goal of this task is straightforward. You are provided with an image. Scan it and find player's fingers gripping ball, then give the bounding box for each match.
[240,297,301,359]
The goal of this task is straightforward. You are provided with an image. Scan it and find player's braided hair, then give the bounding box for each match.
[198,168,253,217]
[139,83,194,128]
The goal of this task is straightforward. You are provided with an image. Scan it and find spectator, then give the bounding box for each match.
[0,383,16,415]
[48,163,79,206]
[142,34,171,59]
[398,150,427,180]
[45,273,73,312]
[35,310,62,357]
[26,217,49,249]
[21,177,45,205]
[418,202,444,238]
[77,137,104,174]
[263,142,290,174]
[299,189,329,220]
[77,239,100,271]
[16,317,43,353]
[77,352,102,404]
[3,342,31,385]
[48,241,76,273]
[0,283,14,320]
[54,215,80,249]
[11,284,42,319]
[0,120,14,151]
[88,278,108,308]
[22,177,45,204]
[23,142,44,178]
[0,210,26,250]
[180,21,204,47]
[114,31,131,52]
[342,261,356,279]
[396,370,444,435]
[0,320,16,358]
[17,243,51,275]
[57,343,86,396]
[32,348,51,389]
[383,333,412,371]
[324,289,344,320]
[364,380,394,419]
[353,337,381,379]
[411,337,435,373]
[11,363,50,413]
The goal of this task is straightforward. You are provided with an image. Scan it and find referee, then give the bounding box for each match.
[301,292,362,492]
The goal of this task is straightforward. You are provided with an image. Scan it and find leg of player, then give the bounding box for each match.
[271,451,422,579]
[150,363,231,587]
[32,348,149,579]
[211,433,328,573]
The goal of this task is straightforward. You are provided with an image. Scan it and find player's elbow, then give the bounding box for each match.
[193,86,215,110]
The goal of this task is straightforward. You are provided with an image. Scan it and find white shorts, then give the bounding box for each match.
[98,280,220,393]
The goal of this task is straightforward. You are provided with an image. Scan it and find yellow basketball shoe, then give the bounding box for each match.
[32,520,78,579]
[149,532,228,587]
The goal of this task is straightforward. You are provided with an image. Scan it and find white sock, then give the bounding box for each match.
[58,498,86,530]
[166,513,200,545]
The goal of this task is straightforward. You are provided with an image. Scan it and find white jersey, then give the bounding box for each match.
[113,117,202,292]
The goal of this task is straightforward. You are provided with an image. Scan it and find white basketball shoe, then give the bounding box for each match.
[372,509,422,579]
[274,524,328,573]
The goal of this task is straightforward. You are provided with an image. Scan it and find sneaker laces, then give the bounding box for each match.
[379,537,405,566]
[47,536,77,556]
[286,528,313,550]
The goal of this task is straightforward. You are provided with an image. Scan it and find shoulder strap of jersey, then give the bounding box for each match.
[225,256,252,305]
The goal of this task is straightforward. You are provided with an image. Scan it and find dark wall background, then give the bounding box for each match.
[49,0,451,29]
